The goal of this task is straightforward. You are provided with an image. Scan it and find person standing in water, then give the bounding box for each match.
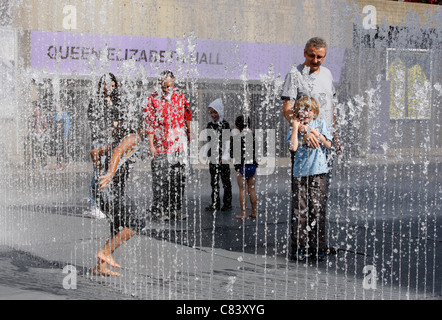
[143,70,192,221]
[203,98,232,212]
[88,73,145,277]
[231,115,258,220]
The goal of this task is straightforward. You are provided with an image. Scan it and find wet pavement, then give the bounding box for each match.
[0,159,441,300]
[0,246,132,300]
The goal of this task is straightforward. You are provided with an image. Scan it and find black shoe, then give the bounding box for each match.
[220,205,232,211]
[205,204,220,211]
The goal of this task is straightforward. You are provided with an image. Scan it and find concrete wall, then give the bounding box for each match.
[12,0,440,42]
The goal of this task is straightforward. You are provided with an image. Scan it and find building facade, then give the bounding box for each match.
[0,0,440,166]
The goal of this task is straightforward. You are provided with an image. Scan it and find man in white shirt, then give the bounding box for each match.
[281,37,338,150]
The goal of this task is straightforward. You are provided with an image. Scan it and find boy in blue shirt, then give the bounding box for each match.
[287,96,332,261]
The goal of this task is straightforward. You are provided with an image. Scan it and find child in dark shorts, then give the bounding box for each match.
[231,115,258,220]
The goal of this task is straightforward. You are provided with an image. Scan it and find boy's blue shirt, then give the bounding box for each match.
[286,119,332,177]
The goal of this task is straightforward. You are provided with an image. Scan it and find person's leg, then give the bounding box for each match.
[208,163,221,209]
[94,162,135,276]
[94,227,135,276]
[88,145,100,210]
[170,161,185,213]
[308,174,328,256]
[63,137,69,164]
[178,162,185,212]
[236,171,247,219]
[151,155,169,219]
[86,171,106,219]
[291,176,308,257]
[220,164,232,210]
[247,175,257,218]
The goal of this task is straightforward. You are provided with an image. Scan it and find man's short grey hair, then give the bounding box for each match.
[304,37,328,52]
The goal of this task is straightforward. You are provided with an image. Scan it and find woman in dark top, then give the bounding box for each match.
[88,73,144,277]
[87,73,121,175]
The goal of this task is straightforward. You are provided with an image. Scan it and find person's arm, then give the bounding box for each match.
[289,120,300,152]
[147,133,157,159]
[281,71,297,124]
[183,94,193,143]
[143,97,157,158]
[309,127,332,149]
[295,122,320,149]
[99,134,140,190]
[332,106,342,154]
[186,120,193,143]
[330,84,342,154]
[282,99,295,124]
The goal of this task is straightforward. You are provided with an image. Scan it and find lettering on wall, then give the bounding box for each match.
[31,31,346,80]
[46,46,223,66]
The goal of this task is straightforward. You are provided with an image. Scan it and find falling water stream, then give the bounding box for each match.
[0,0,440,300]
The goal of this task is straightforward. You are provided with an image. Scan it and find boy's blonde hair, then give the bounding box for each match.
[294,96,319,119]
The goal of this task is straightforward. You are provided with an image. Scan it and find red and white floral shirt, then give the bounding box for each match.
[143,89,192,155]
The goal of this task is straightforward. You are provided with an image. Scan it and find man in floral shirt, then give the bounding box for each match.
[144,70,192,221]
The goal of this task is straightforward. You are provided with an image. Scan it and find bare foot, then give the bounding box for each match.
[97,251,121,269]
[93,264,120,277]
[249,213,257,219]
[236,214,247,220]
